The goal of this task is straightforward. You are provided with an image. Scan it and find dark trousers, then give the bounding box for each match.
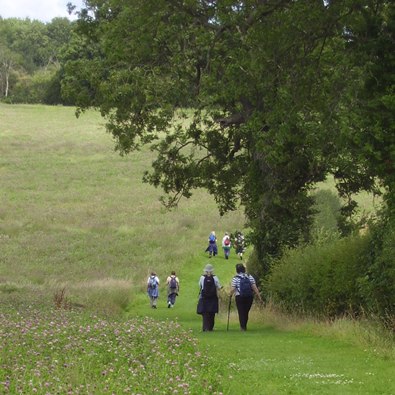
[202,312,216,331]
[235,295,253,330]
[167,292,177,305]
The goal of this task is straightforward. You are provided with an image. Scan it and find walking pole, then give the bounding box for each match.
[226,295,232,331]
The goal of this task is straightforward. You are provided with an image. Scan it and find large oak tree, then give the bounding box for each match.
[63,0,393,274]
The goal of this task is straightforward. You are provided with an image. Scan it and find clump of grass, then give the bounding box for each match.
[53,287,70,309]
[0,308,227,394]
[0,282,19,294]
[258,303,395,359]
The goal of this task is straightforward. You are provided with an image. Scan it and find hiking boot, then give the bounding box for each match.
[168,302,171,308]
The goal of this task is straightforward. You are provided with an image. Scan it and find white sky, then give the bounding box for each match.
[0,0,84,23]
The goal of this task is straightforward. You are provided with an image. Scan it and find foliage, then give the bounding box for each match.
[267,235,370,317]
[358,214,395,328]
[0,17,73,102]
[267,220,394,328]
[61,0,394,277]
[10,65,60,103]
[341,2,395,210]
[311,189,342,240]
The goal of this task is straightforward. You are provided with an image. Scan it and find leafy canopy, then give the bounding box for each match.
[63,0,393,270]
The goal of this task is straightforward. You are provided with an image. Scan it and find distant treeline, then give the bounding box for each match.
[0,17,75,104]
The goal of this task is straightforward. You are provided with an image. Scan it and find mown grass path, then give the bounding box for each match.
[128,253,394,395]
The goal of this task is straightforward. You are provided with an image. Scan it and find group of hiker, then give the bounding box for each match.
[147,271,179,309]
[197,262,262,331]
[205,230,246,260]
[147,261,262,332]
[147,229,259,331]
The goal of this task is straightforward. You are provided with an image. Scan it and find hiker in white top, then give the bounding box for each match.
[222,232,231,260]
[166,271,180,308]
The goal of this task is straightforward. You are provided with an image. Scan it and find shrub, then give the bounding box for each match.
[358,214,395,328]
[267,235,370,317]
[311,189,341,237]
[10,67,62,104]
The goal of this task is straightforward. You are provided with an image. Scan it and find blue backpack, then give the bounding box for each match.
[238,275,253,297]
[209,234,216,242]
[169,276,177,289]
[149,276,158,289]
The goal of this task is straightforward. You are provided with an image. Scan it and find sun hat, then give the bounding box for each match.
[203,264,214,273]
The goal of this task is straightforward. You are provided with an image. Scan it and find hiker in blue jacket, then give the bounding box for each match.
[205,231,218,258]
[197,264,222,331]
[229,263,262,331]
[147,272,160,309]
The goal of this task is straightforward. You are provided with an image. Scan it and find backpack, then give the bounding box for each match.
[149,276,158,289]
[224,237,230,246]
[201,275,217,298]
[238,275,253,297]
[209,234,216,242]
[169,276,177,289]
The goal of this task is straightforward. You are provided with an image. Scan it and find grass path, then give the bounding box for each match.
[128,252,395,395]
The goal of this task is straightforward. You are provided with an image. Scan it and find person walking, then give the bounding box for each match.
[222,232,231,259]
[205,231,218,258]
[197,263,222,331]
[147,271,160,309]
[234,231,246,260]
[166,271,180,308]
[229,263,262,331]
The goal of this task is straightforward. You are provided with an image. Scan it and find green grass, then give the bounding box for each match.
[1,103,394,394]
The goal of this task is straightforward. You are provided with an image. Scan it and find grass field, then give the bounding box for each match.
[1,103,394,394]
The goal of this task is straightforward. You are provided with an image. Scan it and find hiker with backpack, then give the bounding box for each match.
[222,232,231,259]
[166,271,179,308]
[229,263,263,331]
[147,272,160,309]
[205,231,218,258]
[197,263,222,331]
[233,231,246,260]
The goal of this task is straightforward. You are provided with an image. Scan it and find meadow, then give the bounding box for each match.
[0,104,394,394]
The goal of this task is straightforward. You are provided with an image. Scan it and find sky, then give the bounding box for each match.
[0,0,84,23]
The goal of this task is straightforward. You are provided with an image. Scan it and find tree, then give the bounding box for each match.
[344,2,395,210]
[0,44,20,97]
[63,0,391,274]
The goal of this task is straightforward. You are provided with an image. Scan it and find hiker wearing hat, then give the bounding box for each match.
[229,263,263,331]
[197,263,222,331]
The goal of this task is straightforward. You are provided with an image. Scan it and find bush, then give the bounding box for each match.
[10,67,63,104]
[267,235,370,317]
[358,214,395,328]
[311,189,341,237]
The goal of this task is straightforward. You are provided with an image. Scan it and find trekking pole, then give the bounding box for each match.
[226,295,232,331]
